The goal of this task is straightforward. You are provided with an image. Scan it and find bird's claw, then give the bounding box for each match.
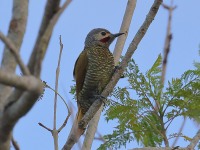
[94,95,106,106]
[114,66,125,78]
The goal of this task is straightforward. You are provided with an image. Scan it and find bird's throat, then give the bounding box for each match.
[100,36,110,43]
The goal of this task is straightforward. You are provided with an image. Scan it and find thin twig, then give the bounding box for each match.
[11,136,20,150]
[172,117,186,147]
[39,36,70,150]
[58,113,71,133]
[44,82,70,113]
[0,31,30,75]
[38,122,52,132]
[52,35,63,150]
[161,0,176,85]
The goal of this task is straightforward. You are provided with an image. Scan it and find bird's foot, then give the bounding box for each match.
[114,66,125,78]
[94,95,106,106]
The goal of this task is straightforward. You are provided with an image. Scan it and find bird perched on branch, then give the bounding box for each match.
[70,28,124,143]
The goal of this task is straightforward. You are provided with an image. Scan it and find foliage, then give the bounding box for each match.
[98,54,200,150]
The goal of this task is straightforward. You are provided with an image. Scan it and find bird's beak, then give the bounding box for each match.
[113,32,125,37]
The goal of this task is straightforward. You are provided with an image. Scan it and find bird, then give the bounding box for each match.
[69,28,124,143]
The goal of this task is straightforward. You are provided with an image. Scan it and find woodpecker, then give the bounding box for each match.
[70,28,124,142]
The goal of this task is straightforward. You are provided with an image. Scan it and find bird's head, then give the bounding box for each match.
[85,28,124,48]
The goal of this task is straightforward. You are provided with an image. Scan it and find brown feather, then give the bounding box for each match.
[73,49,88,96]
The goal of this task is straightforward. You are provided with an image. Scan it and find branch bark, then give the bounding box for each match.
[0,0,28,112]
[0,0,72,149]
[0,88,43,150]
[0,70,41,92]
[187,129,200,150]
[131,147,186,150]
[161,0,176,85]
[63,0,163,149]
[28,0,72,77]
[0,31,30,75]
[28,0,61,74]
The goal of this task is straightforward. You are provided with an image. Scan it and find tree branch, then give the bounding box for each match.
[0,31,30,75]
[0,90,43,150]
[0,70,41,92]
[161,0,176,84]
[28,0,72,77]
[131,147,186,150]
[113,0,137,65]
[0,0,28,114]
[52,35,63,150]
[28,0,61,74]
[11,136,20,150]
[39,36,71,150]
[187,129,200,150]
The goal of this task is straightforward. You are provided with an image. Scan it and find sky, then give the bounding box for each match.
[0,0,200,150]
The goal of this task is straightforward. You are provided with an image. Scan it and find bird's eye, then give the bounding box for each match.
[101,31,106,36]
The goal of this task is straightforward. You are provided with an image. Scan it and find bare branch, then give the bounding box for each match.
[0,70,41,92]
[38,123,52,132]
[28,0,72,77]
[28,0,61,74]
[82,107,103,150]
[172,118,187,147]
[131,147,186,150]
[44,82,70,112]
[161,0,176,84]
[1,0,28,73]
[187,129,200,150]
[113,0,137,65]
[57,113,71,133]
[11,136,20,150]
[0,0,28,114]
[39,36,70,150]
[0,90,43,149]
[0,31,30,75]
[52,35,64,150]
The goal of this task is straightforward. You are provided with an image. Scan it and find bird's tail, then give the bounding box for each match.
[67,106,85,143]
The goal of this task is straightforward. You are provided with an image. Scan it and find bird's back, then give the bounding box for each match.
[77,45,114,115]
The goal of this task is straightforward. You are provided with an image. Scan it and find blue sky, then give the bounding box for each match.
[0,0,200,150]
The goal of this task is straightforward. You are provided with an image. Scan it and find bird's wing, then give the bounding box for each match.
[73,49,88,95]
[69,50,88,140]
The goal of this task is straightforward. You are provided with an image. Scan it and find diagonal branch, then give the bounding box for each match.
[28,0,72,77]
[0,31,30,75]
[187,129,200,150]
